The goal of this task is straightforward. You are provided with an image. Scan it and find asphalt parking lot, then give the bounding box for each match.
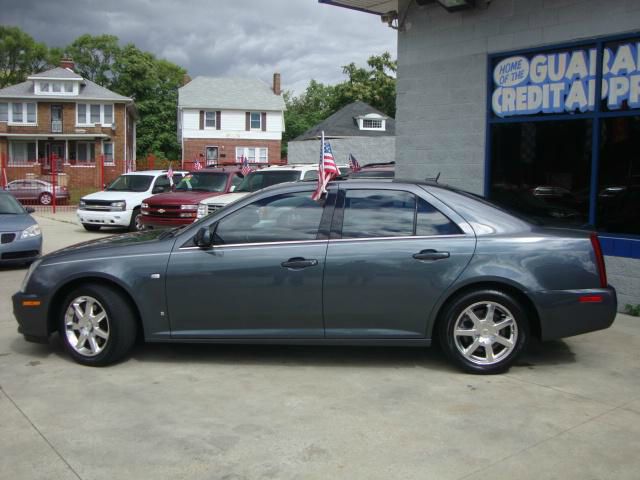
[1,213,639,480]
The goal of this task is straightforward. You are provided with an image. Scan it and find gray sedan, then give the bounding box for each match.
[0,191,42,265]
[13,179,616,373]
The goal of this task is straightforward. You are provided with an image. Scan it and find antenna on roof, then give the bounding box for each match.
[425,172,441,183]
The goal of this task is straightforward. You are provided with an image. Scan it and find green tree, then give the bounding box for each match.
[0,26,49,88]
[64,34,121,86]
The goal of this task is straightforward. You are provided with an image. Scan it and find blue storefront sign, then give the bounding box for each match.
[492,43,640,117]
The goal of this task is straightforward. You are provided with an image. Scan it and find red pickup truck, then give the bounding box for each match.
[140,166,244,229]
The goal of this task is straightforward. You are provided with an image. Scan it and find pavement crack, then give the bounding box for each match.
[0,387,83,480]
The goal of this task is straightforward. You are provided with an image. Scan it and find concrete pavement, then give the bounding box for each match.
[0,213,639,480]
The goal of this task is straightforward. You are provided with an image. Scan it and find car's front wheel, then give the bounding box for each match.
[128,207,143,232]
[439,289,529,374]
[39,192,53,205]
[59,284,137,366]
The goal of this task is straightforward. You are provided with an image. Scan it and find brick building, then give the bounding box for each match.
[324,0,640,309]
[0,59,136,193]
[178,74,285,169]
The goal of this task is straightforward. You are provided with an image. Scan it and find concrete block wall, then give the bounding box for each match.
[396,0,640,310]
[288,137,395,166]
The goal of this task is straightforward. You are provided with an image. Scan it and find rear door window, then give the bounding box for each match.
[416,197,462,235]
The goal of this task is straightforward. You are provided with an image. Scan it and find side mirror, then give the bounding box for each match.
[25,207,35,214]
[194,226,213,249]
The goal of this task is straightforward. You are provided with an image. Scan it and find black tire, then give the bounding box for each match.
[39,192,53,205]
[438,289,529,374]
[128,207,142,232]
[59,284,138,366]
[82,224,101,232]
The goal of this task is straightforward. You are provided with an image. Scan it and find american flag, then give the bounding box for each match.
[241,155,253,176]
[193,158,203,170]
[167,162,174,186]
[348,153,361,172]
[311,132,339,201]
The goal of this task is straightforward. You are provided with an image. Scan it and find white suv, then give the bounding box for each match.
[196,164,348,219]
[77,170,187,232]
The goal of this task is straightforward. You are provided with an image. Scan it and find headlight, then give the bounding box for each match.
[21,258,42,292]
[141,202,149,209]
[197,203,208,218]
[20,224,41,239]
[181,204,198,210]
[79,199,86,209]
[110,201,126,211]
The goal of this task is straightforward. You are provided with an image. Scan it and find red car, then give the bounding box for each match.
[141,166,244,229]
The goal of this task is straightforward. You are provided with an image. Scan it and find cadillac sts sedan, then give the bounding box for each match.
[13,179,616,373]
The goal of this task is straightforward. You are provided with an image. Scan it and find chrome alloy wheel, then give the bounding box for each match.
[453,301,518,366]
[64,296,110,357]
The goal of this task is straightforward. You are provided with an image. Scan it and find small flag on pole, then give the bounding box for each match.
[193,157,203,170]
[311,131,339,201]
[348,153,361,172]
[241,155,253,176]
[167,162,174,187]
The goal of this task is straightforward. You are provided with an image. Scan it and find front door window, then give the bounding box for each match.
[51,105,63,133]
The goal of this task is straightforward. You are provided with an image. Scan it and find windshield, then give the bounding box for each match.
[0,194,26,214]
[176,172,229,192]
[106,175,154,192]
[235,171,300,193]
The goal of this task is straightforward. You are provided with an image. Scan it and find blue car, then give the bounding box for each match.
[0,191,42,266]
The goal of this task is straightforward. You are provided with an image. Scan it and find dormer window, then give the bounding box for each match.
[35,80,78,96]
[357,113,386,131]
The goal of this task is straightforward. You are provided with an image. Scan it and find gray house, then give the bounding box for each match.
[288,101,395,165]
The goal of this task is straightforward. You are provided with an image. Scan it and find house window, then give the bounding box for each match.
[52,83,61,93]
[8,102,36,124]
[236,147,268,163]
[250,112,261,129]
[204,111,216,128]
[9,141,37,165]
[76,142,96,164]
[64,82,73,93]
[41,82,50,92]
[103,142,114,165]
[359,115,385,131]
[77,104,115,125]
[363,119,383,129]
[0,103,7,122]
[104,105,113,125]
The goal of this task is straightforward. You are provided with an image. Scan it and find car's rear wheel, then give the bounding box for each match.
[59,284,137,366]
[128,207,142,232]
[82,224,101,232]
[439,289,529,374]
[39,192,53,205]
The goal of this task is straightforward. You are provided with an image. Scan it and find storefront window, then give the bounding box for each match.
[490,121,591,226]
[597,116,640,235]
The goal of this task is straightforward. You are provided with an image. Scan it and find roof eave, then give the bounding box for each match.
[318,0,397,15]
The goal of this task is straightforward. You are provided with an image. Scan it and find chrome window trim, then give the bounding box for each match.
[177,234,470,251]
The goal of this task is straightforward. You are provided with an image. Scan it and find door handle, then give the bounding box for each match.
[413,249,450,261]
[281,257,319,269]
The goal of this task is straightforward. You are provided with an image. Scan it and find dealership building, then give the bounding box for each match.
[322,0,640,309]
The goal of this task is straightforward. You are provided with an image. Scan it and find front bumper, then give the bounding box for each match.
[0,235,42,264]
[141,215,194,229]
[13,291,50,343]
[532,286,617,340]
[77,209,132,227]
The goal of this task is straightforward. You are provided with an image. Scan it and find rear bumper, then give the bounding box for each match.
[531,287,617,340]
[13,291,50,343]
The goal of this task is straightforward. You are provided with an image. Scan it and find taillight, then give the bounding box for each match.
[590,232,607,288]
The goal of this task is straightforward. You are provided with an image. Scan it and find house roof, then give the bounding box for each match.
[178,76,285,111]
[27,67,83,80]
[292,101,395,141]
[0,70,132,102]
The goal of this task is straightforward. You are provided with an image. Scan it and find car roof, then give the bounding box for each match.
[125,170,189,176]
[194,166,242,173]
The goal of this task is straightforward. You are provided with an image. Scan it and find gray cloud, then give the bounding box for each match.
[1,0,397,93]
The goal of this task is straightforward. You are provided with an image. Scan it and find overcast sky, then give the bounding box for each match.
[1,0,397,93]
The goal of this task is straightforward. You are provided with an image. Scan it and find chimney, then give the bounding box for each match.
[182,74,192,86]
[60,58,75,71]
[272,72,281,95]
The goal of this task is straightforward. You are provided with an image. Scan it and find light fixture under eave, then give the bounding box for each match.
[436,0,475,12]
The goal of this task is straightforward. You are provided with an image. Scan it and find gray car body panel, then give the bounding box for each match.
[13,180,617,345]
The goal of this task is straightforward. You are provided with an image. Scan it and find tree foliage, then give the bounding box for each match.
[283,52,397,158]
[0,26,49,88]
[64,34,120,86]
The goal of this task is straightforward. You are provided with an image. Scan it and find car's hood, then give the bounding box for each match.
[43,228,169,262]
[201,192,249,205]
[0,213,36,231]
[145,190,226,205]
[82,191,149,202]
